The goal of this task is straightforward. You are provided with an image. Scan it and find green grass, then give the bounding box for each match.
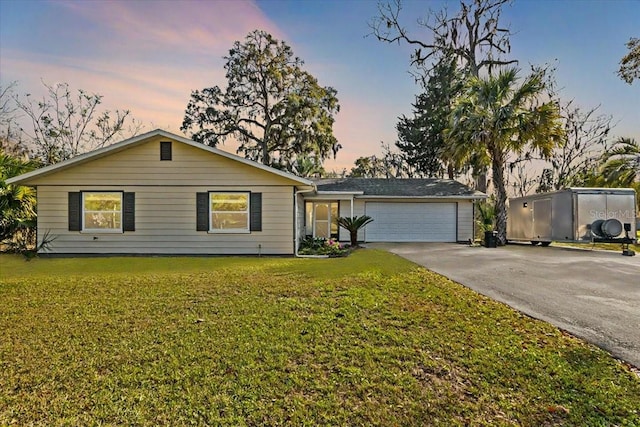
[1,250,639,426]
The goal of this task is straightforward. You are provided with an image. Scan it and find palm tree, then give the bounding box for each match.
[446,68,564,245]
[600,137,639,186]
[336,216,373,247]
[592,137,640,210]
[1,151,38,242]
[291,155,325,178]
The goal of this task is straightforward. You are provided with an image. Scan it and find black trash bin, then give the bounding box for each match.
[484,230,498,248]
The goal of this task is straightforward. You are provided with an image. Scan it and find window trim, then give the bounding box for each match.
[81,191,124,233]
[208,191,250,234]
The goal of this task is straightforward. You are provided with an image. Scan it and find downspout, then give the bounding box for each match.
[350,195,354,217]
[294,186,316,257]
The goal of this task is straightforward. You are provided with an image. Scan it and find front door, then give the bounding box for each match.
[314,203,330,239]
[305,201,339,239]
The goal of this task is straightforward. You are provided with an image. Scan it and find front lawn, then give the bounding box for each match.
[1,251,638,425]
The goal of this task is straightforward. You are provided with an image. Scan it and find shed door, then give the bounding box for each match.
[533,199,552,240]
[364,202,457,242]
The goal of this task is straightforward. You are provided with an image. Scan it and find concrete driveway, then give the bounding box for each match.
[368,242,640,368]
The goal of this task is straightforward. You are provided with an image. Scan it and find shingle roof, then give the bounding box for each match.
[313,178,486,198]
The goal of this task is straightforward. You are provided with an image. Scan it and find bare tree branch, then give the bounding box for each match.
[370,0,515,77]
[12,81,140,165]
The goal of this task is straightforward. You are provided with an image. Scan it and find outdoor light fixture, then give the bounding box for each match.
[523,202,528,208]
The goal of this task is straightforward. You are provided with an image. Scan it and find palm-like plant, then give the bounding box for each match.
[446,68,564,245]
[600,137,639,186]
[1,151,39,242]
[476,199,496,234]
[291,155,325,178]
[336,215,373,247]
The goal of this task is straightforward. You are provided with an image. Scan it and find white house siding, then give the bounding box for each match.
[456,200,475,242]
[348,199,367,242]
[29,137,300,255]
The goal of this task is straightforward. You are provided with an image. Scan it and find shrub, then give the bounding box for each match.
[298,236,349,256]
[336,215,373,247]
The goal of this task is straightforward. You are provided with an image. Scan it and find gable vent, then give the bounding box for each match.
[160,141,172,161]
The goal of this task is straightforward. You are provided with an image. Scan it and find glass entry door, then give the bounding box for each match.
[314,203,330,239]
[305,201,339,239]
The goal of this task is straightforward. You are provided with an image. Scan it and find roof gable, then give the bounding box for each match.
[7,129,313,186]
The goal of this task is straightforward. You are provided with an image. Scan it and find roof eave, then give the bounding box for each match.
[316,191,365,195]
[355,194,487,199]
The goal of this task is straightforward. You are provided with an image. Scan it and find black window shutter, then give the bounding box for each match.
[250,192,262,232]
[68,192,81,231]
[160,141,172,160]
[123,192,135,231]
[196,192,209,231]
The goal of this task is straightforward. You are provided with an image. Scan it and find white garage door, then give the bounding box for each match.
[365,202,457,242]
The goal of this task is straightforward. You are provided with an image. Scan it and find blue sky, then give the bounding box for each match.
[1,0,638,171]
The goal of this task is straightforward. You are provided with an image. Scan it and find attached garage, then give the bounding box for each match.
[365,202,457,242]
[310,178,487,244]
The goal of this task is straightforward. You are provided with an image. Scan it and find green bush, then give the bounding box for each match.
[298,236,349,256]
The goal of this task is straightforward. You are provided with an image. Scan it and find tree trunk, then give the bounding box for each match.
[350,230,358,247]
[475,172,488,193]
[447,163,454,180]
[492,154,508,246]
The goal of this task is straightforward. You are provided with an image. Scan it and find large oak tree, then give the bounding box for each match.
[181,30,340,172]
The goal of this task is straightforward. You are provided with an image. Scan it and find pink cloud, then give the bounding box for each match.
[55,0,285,56]
[1,0,396,171]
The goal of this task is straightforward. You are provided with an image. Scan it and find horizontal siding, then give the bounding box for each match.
[36,185,294,255]
[457,201,474,241]
[353,200,367,242]
[27,136,300,187]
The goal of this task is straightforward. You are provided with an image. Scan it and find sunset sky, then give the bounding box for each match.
[1,0,638,172]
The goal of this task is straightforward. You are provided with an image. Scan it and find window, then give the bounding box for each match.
[210,192,249,232]
[82,192,123,232]
[196,192,260,233]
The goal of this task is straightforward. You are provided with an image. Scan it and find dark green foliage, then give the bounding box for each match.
[476,199,496,234]
[181,30,340,172]
[371,0,517,192]
[618,37,640,84]
[587,137,640,210]
[598,137,640,187]
[349,155,387,178]
[298,236,348,256]
[396,56,464,178]
[446,68,564,245]
[0,151,38,247]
